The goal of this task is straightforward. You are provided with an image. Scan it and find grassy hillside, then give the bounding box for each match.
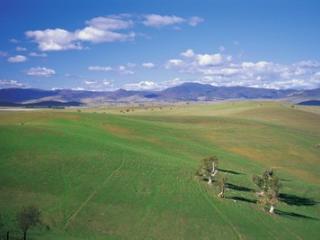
[0,101,319,239]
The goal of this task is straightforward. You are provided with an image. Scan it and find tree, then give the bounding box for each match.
[196,156,219,184]
[253,169,281,214]
[0,211,15,240]
[17,206,41,240]
[0,214,3,239]
[217,175,227,198]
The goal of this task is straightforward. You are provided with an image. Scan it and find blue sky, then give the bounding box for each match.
[0,0,320,90]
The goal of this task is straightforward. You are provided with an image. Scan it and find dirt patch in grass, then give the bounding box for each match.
[101,123,133,137]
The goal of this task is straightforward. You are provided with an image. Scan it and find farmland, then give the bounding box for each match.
[0,101,319,239]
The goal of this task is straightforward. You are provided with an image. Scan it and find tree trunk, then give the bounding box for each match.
[212,170,218,177]
[6,231,9,240]
[208,176,212,184]
[218,191,224,198]
[269,205,275,214]
[212,162,215,173]
[23,231,27,240]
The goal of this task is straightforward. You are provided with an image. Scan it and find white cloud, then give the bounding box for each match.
[87,63,135,74]
[124,81,159,90]
[188,16,204,26]
[16,46,27,52]
[103,80,113,86]
[26,67,56,77]
[86,16,133,30]
[0,79,25,88]
[26,14,203,51]
[181,49,195,58]
[196,53,223,66]
[143,14,185,27]
[88,65,112,72]
[29,52,47,57]
[76,27,134,43]
[142,62,155,68]
[80,79,114,91]
[165,49,320,89]
[84,80,96,85]
[165,59,184,69]
[8,55,27,63]
[26,28,81,51]
[26,15,135,51]
[118,65,134,75]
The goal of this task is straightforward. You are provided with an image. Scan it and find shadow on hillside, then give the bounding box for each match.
[275,210,318,220]
[279,178,291,182]
[279,193,318,206]
[226,183,254,192]
[218,168,244,175]
[226,196,257,204]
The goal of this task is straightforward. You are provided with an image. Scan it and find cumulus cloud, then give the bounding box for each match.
[181,49,194,58]
[26,67,56,77]
[76,27,134,43]
[88,65,112,72]
[0,79,25,88]
[26,14,203,51]
[26,28,82,51]
[143,14,204,28]
[84,80,96,85]
[7,55,27,63]
[196,53,224,66]
[143,14,185,27]
[81,79,114,91]
[26,15,135,51]
[86,16,133,30]
[165,49,320,89]
[124,81,159,90]
[123,77,184,91]
[87,63,135,74]
[165,59,184,69]
[118,65,134,75]
[142,62,155,68]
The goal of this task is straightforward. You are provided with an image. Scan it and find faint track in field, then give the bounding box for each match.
[196,180,245,240]
[63,158,125,230]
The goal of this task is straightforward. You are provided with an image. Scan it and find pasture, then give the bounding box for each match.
[0,101,319,239]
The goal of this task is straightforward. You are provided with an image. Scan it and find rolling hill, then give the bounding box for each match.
[0,83,319,105]
[0,102,319,239]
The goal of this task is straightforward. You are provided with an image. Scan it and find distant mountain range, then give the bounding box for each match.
[0,82,319,106]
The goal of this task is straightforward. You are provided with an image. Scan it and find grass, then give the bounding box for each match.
[0,101,319,239]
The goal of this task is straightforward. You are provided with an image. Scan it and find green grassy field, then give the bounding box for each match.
[0,101,319,239]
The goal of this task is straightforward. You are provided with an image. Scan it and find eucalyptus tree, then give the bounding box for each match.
[197,156,219,184]
[253,169,281,214]
[17,206,41,240]
[217,175,227,198]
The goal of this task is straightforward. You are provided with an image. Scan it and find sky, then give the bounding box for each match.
[0,0,320,91]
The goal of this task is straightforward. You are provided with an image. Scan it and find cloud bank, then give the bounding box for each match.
[26,14,203,51]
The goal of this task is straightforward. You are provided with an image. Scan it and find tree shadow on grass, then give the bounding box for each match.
[279,178,291,182]
[275,209,318,220]
[226,196,257,204]
[218,168,244,175]
[279,193,318,206]
[226,183,255,192]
